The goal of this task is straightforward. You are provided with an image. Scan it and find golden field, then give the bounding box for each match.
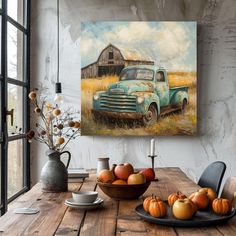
[81,72,197,136]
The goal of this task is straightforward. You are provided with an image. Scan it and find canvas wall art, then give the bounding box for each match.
[81,21,197,136]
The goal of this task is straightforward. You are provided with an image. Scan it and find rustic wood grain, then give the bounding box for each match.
[161,170,223,236]
[0,183,43,235]
[117,232,148,236]
[143,171,178,236]
[23,182,82,235]
[154,168,201,198]
[117,169,176,236]
[175,227,222,236]
[216,213,236,235]
[0,168,235,236]
[55,175,97,236]
[0,183,82,236]
[79,176,118,236]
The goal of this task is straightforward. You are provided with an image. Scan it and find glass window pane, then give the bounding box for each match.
[7,0,24,25]
[7,23,23,81]
[7,85,23,136]
[0,144,1,203]
[8,139,23,198]
[0,81,2,135]
[0,16,1,75]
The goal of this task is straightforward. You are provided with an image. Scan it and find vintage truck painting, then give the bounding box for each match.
[81,21,197,136]
[92,65,189,126]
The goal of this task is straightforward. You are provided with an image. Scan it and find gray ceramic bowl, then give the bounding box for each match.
[72,191,98,203]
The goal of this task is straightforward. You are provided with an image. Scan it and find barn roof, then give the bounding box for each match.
[82,44,154,69]
[119,47,153,62]
[101,43,153,62]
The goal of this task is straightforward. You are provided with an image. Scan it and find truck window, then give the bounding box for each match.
[156,71,165,82]
[120,69,154,81]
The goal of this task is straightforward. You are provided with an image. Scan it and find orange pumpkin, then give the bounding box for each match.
[143,195,161,213]
[168,191,187,206]
[143,195,154,212]
[149,198,167,218]
[212,198,232,215]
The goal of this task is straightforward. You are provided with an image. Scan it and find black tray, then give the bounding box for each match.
[135,203,236,227]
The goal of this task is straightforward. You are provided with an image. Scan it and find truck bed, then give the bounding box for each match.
[169,86,189,102]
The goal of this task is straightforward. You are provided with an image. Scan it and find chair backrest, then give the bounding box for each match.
[221,177,236,205]
[198,161,226,194]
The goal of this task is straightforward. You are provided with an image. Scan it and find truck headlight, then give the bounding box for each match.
[137,96,144,104]
[93,94,100,100]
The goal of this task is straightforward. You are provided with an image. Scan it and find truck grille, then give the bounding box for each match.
[100,94,137,112]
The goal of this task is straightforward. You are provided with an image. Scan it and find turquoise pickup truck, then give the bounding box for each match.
[93,65,189,125]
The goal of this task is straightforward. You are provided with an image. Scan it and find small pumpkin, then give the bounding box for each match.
[143,195,160,213]
[143,195,154,213]
[149,198,167,218]
[168,191,187,206]
[212,198,232,215]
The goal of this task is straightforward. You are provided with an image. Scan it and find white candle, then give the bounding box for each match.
[150,139,155,156]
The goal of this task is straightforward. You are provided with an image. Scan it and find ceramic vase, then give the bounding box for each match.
[40,149,71,192]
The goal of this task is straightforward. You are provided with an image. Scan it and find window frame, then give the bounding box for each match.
[156,71,166,82]
[0,0,30,216]
[108,51,113,60]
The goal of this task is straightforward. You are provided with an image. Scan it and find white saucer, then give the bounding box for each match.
[65,197,103,206]
[65,197,104,209]
[65,197,103,209]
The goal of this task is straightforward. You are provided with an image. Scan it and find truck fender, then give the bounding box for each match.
[143,93,161,115]
[170,91,189,105]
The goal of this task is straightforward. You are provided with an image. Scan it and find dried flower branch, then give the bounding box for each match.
[27,90,80,151]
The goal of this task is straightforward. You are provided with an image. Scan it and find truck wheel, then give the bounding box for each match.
[142,104,158,126]
[181,99,187,114]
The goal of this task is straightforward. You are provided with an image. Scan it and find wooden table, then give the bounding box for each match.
[0,167,235,236]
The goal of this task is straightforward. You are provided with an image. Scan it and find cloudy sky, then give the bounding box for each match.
[81,21,196,72]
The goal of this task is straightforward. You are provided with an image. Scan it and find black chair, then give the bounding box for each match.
[198,161,226,195]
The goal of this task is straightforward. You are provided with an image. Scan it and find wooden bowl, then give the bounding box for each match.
[97,181,151,200]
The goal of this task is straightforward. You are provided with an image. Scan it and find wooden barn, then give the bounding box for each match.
[81,44,154,79]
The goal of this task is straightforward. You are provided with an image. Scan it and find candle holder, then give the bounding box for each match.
[148,154,158,181]
[148,154,157,170]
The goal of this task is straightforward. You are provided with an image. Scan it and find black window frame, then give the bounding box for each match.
[0,0,30,216]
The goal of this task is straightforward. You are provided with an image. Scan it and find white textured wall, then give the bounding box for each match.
[30,0,236,188]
